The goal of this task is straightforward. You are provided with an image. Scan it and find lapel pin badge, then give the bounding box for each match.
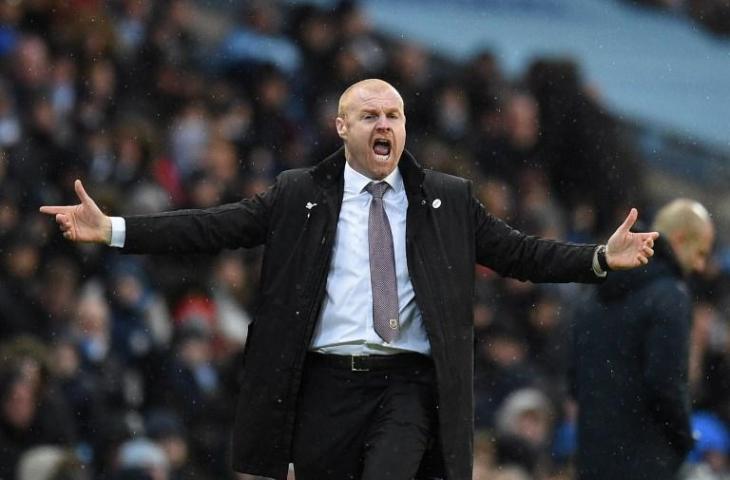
[305,202,318,218]
[432,199,442,209]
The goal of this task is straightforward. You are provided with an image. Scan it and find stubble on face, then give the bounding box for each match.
[336,79,406,180]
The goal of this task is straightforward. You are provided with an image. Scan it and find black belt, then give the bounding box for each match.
[307,352,432,372]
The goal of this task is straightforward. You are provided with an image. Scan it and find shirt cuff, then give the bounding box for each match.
[592,245,608,278]
[109,216,126,248]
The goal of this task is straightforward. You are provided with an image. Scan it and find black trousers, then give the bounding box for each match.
[292,353,437,480]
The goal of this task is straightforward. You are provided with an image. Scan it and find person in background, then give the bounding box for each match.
[571,198,715,480]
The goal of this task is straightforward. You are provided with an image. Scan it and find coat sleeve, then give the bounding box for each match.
[470,184,600,283]
[121,175,281,254]
[642,280,695,456]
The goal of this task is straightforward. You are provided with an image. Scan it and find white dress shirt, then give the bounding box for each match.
[310,162,430,355]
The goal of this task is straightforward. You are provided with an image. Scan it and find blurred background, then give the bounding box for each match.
[0,0,729,479]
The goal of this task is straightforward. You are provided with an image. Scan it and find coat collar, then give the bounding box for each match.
[310,147,426,195]
[310,147,346,188]
[654,235,684,278]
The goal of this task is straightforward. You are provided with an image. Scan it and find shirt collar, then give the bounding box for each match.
[344,161,404,195]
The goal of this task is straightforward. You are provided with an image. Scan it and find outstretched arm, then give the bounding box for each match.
[39,179,112,244]
[605,208,659,270]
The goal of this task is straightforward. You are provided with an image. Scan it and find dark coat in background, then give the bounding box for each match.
[121,148,599,479]
[571,236,695,480]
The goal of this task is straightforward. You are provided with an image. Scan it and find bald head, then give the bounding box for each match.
[652,199,712,238]
[337,79,404,118]
[652,198,714,275]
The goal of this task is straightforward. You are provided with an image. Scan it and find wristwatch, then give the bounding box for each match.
[597,245,611,272]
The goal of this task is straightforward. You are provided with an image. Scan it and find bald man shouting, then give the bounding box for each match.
[41,79,658,480]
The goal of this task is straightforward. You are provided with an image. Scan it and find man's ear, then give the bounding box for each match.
[336,116,347,140]
[667,230,686,253]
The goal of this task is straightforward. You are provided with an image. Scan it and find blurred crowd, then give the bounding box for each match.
[0,1,729,479]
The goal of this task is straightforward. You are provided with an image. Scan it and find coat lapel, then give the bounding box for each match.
[399,150,428,242]
[310,148,346,233]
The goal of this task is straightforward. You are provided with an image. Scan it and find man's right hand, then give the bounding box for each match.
[40,179,112,244]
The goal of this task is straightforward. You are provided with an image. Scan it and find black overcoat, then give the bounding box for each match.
[571,237,695,480]
[122,149,599,479]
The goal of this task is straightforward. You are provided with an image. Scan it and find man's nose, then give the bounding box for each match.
[695,256,707,273]
[375,114,391,130]
[698,260,706,273]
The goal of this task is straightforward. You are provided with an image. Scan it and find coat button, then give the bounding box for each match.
[432,199,442,208]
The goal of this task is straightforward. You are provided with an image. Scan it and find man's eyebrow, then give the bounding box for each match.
[358,106,402,114]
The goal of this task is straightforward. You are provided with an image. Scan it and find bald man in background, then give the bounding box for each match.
[571,199,714,480]
[41,79,658,480]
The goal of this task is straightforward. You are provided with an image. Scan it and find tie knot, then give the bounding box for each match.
[365,181,389,200]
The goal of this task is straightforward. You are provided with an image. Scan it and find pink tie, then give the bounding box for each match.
[365,182,400,343]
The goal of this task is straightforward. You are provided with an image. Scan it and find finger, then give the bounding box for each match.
[55,214,73,234]
[618,208,638,233]
[40,206,71,215]
[642,246,654,257]
[74,179,93,204]
[639,232,659,243]
[639,254,649,265]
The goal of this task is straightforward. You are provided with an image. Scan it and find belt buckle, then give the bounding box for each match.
[351,355,369,372]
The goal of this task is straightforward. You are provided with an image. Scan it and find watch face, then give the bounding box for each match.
[598,247,609,270]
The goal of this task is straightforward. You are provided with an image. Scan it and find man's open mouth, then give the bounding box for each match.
[373,139,392,158]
